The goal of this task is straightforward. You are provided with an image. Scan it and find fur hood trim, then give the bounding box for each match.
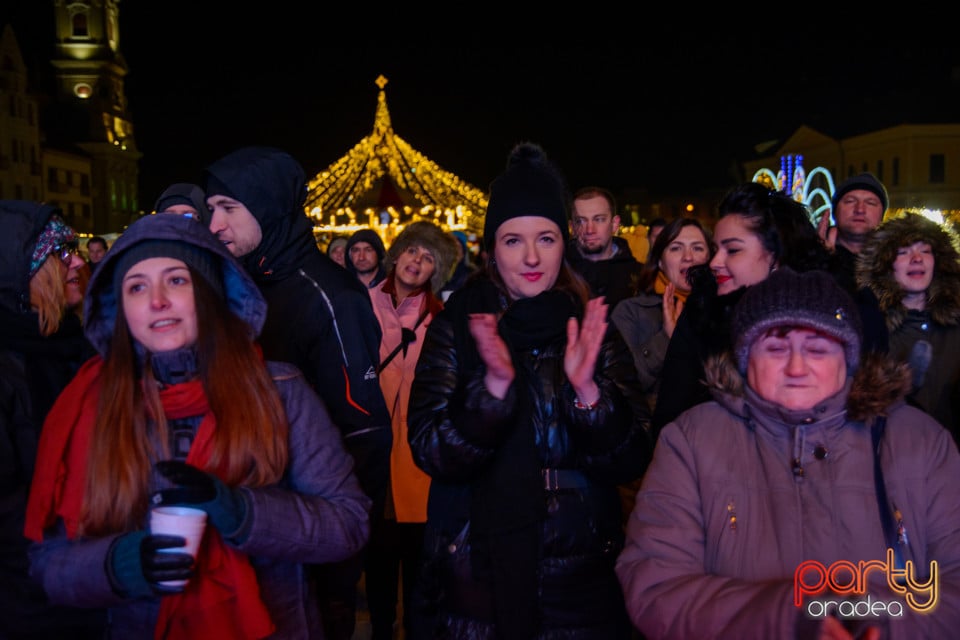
[856,213,960,330]
[385,221,460,294]
[704,351,911,422]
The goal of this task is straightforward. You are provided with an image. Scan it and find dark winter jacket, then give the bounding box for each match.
[29,213,371,639]
[566,236,643,313]
[0,200,102,638]
[346,228,387,289]
[203,147,392,506]
[407,277,652,639]
[857,213,960,441]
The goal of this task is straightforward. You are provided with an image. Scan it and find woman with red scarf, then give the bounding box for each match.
[24,213,371,639]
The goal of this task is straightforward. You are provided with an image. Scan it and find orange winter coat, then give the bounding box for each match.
[369,278,442,522]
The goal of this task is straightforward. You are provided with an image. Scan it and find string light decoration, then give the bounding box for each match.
[304,75,488,246]
[755,156,960,230]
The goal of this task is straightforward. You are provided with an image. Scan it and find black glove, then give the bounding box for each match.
[107,531,194,597]
[152,460,248,535]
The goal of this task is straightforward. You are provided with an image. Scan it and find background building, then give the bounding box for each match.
[741,124,960,227]
[0,1,140,235]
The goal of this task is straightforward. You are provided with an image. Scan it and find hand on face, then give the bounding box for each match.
[662,282,684,338]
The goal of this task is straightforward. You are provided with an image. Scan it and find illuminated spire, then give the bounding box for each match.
[304,76,487,245]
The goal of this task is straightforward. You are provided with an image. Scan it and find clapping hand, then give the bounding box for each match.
[564,297,607,404]
[469,313,514,399]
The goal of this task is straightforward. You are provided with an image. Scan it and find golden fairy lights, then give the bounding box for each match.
[304,75,487,246]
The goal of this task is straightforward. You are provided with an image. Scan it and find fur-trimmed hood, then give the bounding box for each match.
[856,213,960,330]
[704,351,911,423]
[385,221,460,294]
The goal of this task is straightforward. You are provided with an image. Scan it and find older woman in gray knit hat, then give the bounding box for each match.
[617,266,960,640]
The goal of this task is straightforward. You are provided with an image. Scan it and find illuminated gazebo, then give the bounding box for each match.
[304,75,488,246]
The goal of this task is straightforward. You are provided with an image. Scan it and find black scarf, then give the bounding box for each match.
[467,283,580,639]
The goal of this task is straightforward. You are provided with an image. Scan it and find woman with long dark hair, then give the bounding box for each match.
[651,183,831,434]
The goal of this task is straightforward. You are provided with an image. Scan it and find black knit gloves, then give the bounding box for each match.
[106,531,193,597]
[152,460,248,536]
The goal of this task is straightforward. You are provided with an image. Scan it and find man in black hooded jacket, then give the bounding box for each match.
[204,146,390,639]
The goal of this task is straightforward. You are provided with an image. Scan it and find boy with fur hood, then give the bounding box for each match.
[618,267,960,639]
[856,212,960,442]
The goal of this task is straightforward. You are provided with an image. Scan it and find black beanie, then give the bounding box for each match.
[483,142,570,249]
[831,172,888,213]
[113,239,224,299]
[154,183,207,220]
[731,268,862,375]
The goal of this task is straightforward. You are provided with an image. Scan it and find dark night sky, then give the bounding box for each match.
[4,4,960,207]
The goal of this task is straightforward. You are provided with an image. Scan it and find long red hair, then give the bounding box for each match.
[81,270,289,536]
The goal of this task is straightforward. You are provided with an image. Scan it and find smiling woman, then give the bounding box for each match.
[857,212,960,443]
[651,182,832,433]
[405,143,652,639]
[0,201,101,638]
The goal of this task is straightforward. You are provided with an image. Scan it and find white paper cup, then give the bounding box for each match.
[149,506,207,587]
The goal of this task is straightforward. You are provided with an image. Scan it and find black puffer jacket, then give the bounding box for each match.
[407,277,651,639]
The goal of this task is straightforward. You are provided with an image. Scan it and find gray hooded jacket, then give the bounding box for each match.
[29,213,371,639]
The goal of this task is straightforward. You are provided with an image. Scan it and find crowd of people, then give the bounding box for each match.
[2,142,960,639]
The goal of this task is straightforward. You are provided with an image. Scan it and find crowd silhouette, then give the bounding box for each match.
[3,146,960,639]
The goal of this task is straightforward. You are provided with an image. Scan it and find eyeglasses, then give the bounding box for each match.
[54,243,80,265]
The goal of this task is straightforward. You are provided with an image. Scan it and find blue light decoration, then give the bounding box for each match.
[753,155,835,226]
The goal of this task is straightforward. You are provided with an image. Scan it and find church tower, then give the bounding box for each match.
[49,0,140,233]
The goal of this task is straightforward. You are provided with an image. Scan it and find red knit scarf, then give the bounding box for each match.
[25,356,275,639]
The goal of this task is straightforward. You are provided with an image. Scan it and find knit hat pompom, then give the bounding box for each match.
[30,214,77,278]
[483,142,570,249]
[113,239,223,299]
[831,172,888,213]
[732,268,862,375]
